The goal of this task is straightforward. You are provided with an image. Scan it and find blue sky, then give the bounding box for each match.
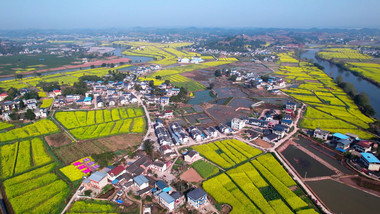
[1,0,379,29]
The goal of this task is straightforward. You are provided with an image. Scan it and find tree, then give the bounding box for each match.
[143,140,154,156]
[155,75,162,80]
[23,91,39,100]
[214,69,222,77]
[135,85,142,91]
[336,75,344,85]
[9,110,19,120]
[6,87,19,100]
[149,80,154,87]
[19,100,25,109]
[208,83,215,89]
[25,109,36,120]
[101,63,107,67]
[90,65,95,69]
[110,63,115,68]
[229,75,237,82]
[355,92,370,107]
[164,80,170,85]
[261,75,270,82]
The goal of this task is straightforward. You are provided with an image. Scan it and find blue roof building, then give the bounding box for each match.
[158,192,175,210]
[84,97,92,102]
[187,188,208,208]
[333,133,349,140]
[360,153,380,171]
[156,180,169,190]
[133,175,149,189]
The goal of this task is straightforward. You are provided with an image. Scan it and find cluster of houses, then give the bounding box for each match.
[312,129,380,172]
[154,119,225,157]
[0,89,49,121]
[239,102,297,143]
[82,155,208,211]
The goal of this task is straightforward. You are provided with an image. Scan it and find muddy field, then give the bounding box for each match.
[205,104,248,123]
[45,133,72,148]
[180,168,203,183]
[53,133,143,164]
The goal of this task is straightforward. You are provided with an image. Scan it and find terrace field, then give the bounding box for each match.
[55,107,145,140]
[276,57,375,139]
[202,152,317,214]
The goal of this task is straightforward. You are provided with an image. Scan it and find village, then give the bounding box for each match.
[0,27,379,214]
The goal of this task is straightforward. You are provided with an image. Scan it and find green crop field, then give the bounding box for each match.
[192,139,262,169]
[67,199,125,213]
[55,107,145,140]
[0,54,78,76]
[0,119,59,142]
[0,138,52,179]
[191,160,219,179]
[202,153,316,214]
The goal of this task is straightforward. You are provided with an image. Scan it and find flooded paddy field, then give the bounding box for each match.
[281,144,335,178]
[307,179,380,214]
[213,87,247,98]
[228,97,255,108]
[188,90,215,105]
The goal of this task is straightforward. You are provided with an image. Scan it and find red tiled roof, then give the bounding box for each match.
[356,141,372,148]
[108,165,125,177]
[0,93,7,96]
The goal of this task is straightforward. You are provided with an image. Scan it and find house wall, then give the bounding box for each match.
[159,198,174,210]
[368,163,380,171]
[137,182,149,190]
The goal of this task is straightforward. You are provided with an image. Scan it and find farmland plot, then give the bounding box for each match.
[0,119,59,142]
[192,139,262,169]
[0,138,52,179]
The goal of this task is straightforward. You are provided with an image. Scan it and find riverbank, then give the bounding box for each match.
[315,55,380,88]
[301,49,380,119]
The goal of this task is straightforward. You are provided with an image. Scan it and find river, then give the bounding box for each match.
[301,49,380,119]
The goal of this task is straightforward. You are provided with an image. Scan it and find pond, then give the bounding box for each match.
[307,179,380,214]
[112,47,154,63]
[281,145,335,178]
[188,90,215,105]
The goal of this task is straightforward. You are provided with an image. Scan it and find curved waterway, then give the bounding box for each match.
[301,49,380,119]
